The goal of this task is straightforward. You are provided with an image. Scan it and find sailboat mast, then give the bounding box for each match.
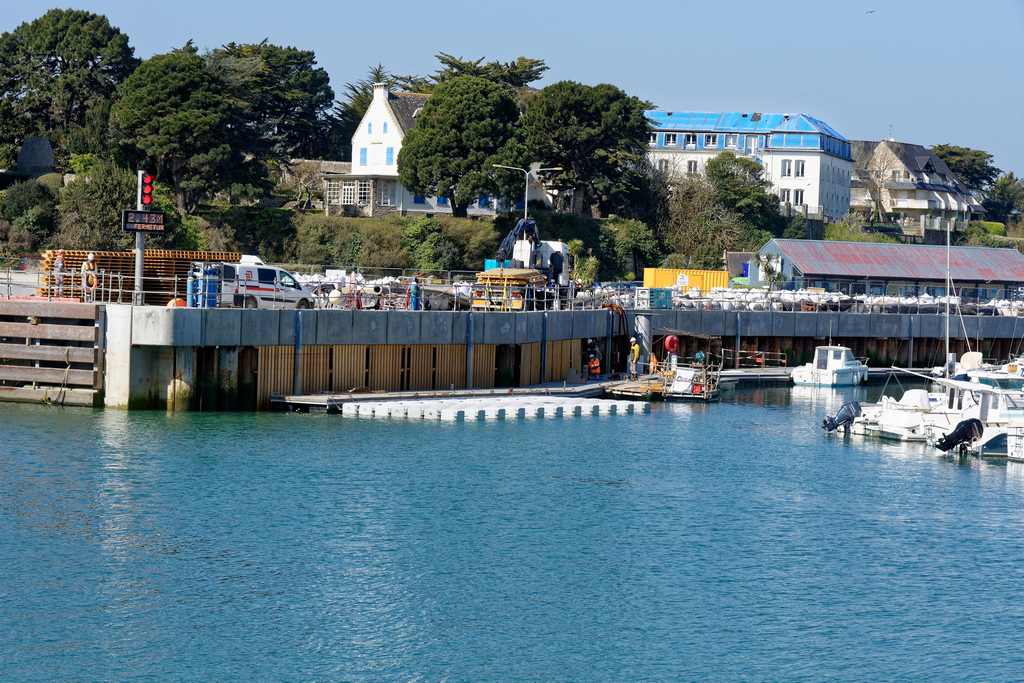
[945,220,951,377]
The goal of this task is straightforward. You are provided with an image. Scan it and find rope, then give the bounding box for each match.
[41,346,71,406]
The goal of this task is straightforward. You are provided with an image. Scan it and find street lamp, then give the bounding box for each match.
[493,164,562,221]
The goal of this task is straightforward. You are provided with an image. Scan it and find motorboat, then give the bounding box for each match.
[792,346,868,386]
[849,388,946,441]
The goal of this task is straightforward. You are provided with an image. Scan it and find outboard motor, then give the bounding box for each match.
[936,418,984,452]
[822,401,862,432]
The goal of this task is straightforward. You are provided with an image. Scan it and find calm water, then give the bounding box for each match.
[3,386,1024,682]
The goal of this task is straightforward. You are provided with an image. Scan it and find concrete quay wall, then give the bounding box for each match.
[102,306,1024,411]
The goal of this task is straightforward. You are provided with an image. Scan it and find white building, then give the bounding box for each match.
[323,83,500,217]
[646,111,853,222]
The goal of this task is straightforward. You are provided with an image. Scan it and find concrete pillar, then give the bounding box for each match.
[171,346,196,411]
[465,313,475,389]
[293,310,303,396]
[217,346,240,411]
[540,312,548,383]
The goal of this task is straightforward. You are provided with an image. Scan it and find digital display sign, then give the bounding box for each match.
[122,209,166,233]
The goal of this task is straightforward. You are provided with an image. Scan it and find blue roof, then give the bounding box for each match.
[646,111,849,142]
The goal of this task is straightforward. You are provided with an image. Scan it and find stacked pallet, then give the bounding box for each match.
[38,250,242,305]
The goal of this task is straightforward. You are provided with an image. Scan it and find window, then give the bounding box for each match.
[780,189,791,203]
[657,159,669,173]
[367,122,372,134]
[378,180,396,206]
[437,196,448,205]
[704,134,718,147]
[725,134,738,148]
[326,179,340,204]
[341,181,356,204]
[795,160,805,177]
[478,195,489,208]
[781,160,792,177]
[665,133,678,146]
[794,189,804,205]
[413,195,426,204]
[359,148,367,165]
[687,160,698,174]
[280,272,298,288]
[892,171,900,180]
[257,268,276,284]
[383,122,388,134]
[386,147,394,165]
[648,133,657,145]
[357,180,371,205]
[684,133,697,148]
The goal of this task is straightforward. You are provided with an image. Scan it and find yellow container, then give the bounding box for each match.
[643,268,729,293]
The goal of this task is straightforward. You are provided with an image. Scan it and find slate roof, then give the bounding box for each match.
[767,239,1024,283]
[387,92,430,134]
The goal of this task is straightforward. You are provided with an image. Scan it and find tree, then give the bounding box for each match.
[205,41,337,159]
[610,219,660,277]
[398,76,521,218]
[704,153,783,235]
[53,158,136,250]
[110,52,233,214]
[930,144,1000,194]
[523,81,651,219]
[983,172,1024,225]
[0,9,138,161]
[394,53,548,94]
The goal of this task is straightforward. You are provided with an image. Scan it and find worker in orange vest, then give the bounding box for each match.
[588,354,601,379]
[650,352,659,376]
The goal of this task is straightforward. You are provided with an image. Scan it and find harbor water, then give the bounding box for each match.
[4,385,1024,681]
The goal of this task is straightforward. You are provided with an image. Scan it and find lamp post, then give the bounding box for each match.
[492,164,562,220]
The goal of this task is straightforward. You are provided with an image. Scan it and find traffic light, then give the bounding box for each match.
[141,172,154,206]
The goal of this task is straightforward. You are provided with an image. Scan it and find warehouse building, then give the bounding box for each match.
[747,239,1024,300]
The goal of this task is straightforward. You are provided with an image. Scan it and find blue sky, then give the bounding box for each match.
[8,1,1024,177]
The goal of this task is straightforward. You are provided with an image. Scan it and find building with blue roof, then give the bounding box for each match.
[646,111,853,221]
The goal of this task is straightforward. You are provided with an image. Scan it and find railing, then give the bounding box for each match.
[719,349,788,368]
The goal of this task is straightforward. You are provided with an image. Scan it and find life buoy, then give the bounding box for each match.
[665,335,679,353]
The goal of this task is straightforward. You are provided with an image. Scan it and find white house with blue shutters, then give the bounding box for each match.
[323,83,500,217]
[646,111,854,222]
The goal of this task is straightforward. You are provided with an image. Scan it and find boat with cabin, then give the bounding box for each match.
[791,346,869,386]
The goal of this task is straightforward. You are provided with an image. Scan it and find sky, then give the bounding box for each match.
[8,0,1024,177]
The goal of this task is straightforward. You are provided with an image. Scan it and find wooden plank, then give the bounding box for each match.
[436,345,466,390]
[333,345,368,391]
[0,322,97,342]
[301,345,331,394]
[473,344,496,388]
[409,345,434,390]
[520,342,541,386]
[370,345,402,391]
[0,386,97,406]
[0,343,95,363]
[0,365,96,386]
[0,301,97,319]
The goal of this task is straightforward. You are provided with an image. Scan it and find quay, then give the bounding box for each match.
[0,299,1014,411]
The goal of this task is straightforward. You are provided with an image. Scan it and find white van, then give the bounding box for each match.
[220,256,315,309]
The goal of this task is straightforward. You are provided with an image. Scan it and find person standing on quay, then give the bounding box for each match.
[410,277,420,311]
[80,253,97,302]
[52,248,67,296]
[629,336,640,380]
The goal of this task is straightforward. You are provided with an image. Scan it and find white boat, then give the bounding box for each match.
[851,389,947,441]
[792,346,868,386]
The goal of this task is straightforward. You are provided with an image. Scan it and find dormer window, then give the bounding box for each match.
[664,133,677,146]
[367,122,372,134]
[383,122,388,134]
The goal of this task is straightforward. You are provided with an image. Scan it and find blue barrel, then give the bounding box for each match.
[186,275,195,307]
[202,268,218,308]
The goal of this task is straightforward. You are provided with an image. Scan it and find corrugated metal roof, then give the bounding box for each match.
[767,240,1024,282]
[646,111,849,141]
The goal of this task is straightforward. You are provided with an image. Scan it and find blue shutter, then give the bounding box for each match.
[414,196,426,204]
[383,122,388,134]
[437,196,448,205]
[367,122,372,134]
[386,147,394,165]
[359,148,367,165]
[478,195,489,207]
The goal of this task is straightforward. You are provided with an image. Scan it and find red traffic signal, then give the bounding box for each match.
[141,172,154,206]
